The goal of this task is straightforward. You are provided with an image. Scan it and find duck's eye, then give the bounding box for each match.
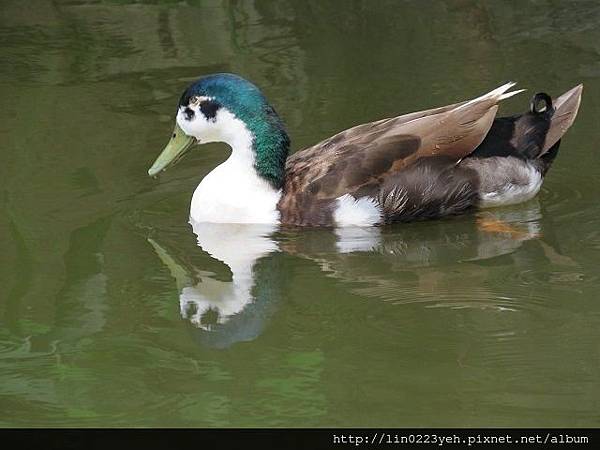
[189,95,202,106]
[184,107,195,120]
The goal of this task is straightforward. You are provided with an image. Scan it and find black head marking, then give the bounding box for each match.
[199,99,221,121]
[183,107,195,120]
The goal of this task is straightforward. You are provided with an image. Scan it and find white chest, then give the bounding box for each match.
[190,160,281,224]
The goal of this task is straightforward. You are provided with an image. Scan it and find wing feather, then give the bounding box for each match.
[279,83,522,225]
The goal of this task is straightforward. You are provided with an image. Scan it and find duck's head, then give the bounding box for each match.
[148,73,289,188]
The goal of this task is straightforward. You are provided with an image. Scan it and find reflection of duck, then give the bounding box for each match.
[148,202,569,347]
[148,74,581,226]
[283,202,556,308]
[283,201,544,267]
[148,223,282,348]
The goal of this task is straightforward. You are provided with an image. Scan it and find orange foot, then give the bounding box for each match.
[476,216,540,239]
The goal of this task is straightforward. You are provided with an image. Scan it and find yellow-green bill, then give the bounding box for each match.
[148,123,195,176]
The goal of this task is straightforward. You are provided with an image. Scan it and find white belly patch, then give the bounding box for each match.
[333,194,382,227]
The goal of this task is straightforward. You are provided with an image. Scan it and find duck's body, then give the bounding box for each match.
[148,74,582,227]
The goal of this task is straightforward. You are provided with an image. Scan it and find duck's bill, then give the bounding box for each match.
[148,123,195,176]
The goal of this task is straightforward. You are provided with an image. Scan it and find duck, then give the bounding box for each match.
[148,73,582,227]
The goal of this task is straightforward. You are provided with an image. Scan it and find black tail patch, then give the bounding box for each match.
[536,141,561,176]
[470,92,557,161]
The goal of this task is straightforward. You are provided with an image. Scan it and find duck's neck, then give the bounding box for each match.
[191,111,289,224]
[221,109,289,189]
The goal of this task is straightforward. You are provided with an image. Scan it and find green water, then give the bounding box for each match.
[1,0,600,427]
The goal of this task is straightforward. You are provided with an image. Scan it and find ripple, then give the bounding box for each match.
[0,337,25,357]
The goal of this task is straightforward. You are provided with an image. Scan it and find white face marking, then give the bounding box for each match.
[176,100,257,156]
[176,96,221,143]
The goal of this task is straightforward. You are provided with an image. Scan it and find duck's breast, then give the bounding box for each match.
[190,161,281,224]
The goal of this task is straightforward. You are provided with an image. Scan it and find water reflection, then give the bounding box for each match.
[149,223,279,348]
[149,202,552,348]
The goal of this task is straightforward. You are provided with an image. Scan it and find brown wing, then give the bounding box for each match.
[278,83,522,226]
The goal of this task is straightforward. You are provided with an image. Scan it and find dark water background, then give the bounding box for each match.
[1,0,599,426]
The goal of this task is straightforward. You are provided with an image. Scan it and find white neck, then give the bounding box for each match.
[217,114,257,177]
[186,110,282,224]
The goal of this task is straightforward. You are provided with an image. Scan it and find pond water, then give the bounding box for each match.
[1,0,599,427]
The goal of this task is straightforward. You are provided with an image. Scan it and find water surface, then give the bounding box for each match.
[1,0,600,427]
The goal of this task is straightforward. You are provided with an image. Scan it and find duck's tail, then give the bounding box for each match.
[539,84,583,157]
[533,84,583,175]
[469,83,583,174]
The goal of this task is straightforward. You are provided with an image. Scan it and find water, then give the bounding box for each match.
[1,0,600,427]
